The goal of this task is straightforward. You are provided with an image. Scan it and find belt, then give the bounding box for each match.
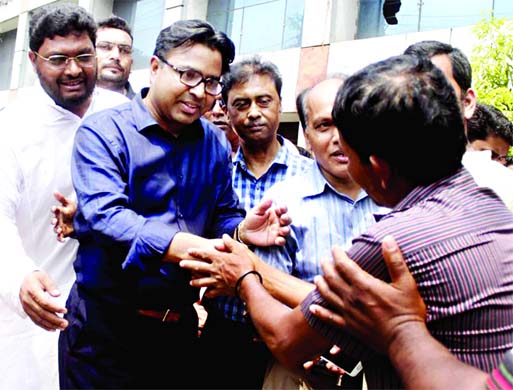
[136,308,181,323]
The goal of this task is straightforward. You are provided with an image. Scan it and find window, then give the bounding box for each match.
[357,0,513,40]
[207,0,304,54]
[0,28,16,90]
[113,0,165,70]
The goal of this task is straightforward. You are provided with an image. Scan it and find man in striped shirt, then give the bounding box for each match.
[182,54,513,389]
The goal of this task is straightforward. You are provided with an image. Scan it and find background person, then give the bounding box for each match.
[199,55,312,389]
[467,102,513,166]
[95,14,135,98]
[0,3,128,389]
[203,95,240,157]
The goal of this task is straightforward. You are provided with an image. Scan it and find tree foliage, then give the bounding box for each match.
[471,16,513,120]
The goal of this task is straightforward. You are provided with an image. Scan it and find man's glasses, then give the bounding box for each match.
[96,41,133,56]
[157,55,223,96]
[33,51,96,68]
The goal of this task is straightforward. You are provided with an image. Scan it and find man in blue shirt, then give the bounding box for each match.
[58,19,290,389]
[256,76,389,389]
[199,56,312,389]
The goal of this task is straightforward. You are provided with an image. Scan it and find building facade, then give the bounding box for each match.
[1,0,512,144]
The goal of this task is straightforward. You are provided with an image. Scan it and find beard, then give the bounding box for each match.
[36,65,96,113]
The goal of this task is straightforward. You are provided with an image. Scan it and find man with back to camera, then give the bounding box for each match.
[0,3,128,389]
[95,14,135,98]
[58,19,293,389]
[181,54,513,389]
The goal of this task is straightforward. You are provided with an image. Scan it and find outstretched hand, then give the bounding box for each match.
[309,235,426,354]
[239,198,291,247]
[50,190,76,242]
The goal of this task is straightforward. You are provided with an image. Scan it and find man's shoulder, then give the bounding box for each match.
[89,88,130,114]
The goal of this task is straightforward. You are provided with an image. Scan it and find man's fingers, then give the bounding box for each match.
[221,233,240,251]
[381,235,410,284]
[189,276,218,288]
[180,259,211,272]
[53,190,68,206]
[309,304,346,328]
[319,257,352,299]
[252,198,273,216]
[314,273,347,311]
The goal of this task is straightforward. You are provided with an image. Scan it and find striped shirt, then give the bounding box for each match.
[488,349,513,390]
[255,162,390,282]
[301,168,513,389]
[211,135,312,322]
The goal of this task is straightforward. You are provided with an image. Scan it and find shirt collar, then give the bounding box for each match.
[233,134,291,169]
[393,167,470,213]
[299,162,371,202]
[131,87,203,139]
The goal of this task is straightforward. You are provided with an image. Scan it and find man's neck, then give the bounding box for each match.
[240,138,281,179]
[142,93,183,138]
[97,80,127,96]
[66,95,93,118]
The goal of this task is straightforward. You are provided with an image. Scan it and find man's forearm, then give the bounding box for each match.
[164,232,214,263]
[388,322,487,390]
[254,257,314,307]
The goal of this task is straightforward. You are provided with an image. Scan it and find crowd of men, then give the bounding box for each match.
[2,2,513,390]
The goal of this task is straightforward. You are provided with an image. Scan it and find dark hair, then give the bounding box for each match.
[29,3,97,52]
[333,54,466,186]
[467,103,513,145]
[97,14,133,42]
[404,40,472,93]
[295,87,311,130]
[153,19,235,74]
[222,55,282,103]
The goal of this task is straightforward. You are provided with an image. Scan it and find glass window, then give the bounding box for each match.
[0,28,16,90]
[207,0,304,54]
[356,0,513,40]
[113,0,165,70]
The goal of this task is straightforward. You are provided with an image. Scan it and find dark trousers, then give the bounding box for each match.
[197,308,271,389]
[59,285,199,389]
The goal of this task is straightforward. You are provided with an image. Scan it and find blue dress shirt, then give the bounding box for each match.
[71,88,245,308]
[255,162,390,283]
[213,138,312,321]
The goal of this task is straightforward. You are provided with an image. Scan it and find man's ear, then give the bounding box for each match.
[369,155,392,190]
[148,55,160,85]
[462,88,477,121]
[28,51,37,70]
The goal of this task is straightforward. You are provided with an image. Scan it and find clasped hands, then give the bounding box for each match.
[180,198,289,298]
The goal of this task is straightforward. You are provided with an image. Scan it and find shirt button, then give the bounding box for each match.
[178,213,184,218]
[178,175,183,180]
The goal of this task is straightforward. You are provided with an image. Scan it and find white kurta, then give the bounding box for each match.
[0,84,129,390]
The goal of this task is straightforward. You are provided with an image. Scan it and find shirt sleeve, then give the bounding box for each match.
[206,151,245,238]
[299,234,384,362]
[71,123,177,272]
[0,141,36,317]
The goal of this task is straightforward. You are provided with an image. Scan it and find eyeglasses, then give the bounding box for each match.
[96,41,133,56]
[157,55,223,96]
[33,51,96,68]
